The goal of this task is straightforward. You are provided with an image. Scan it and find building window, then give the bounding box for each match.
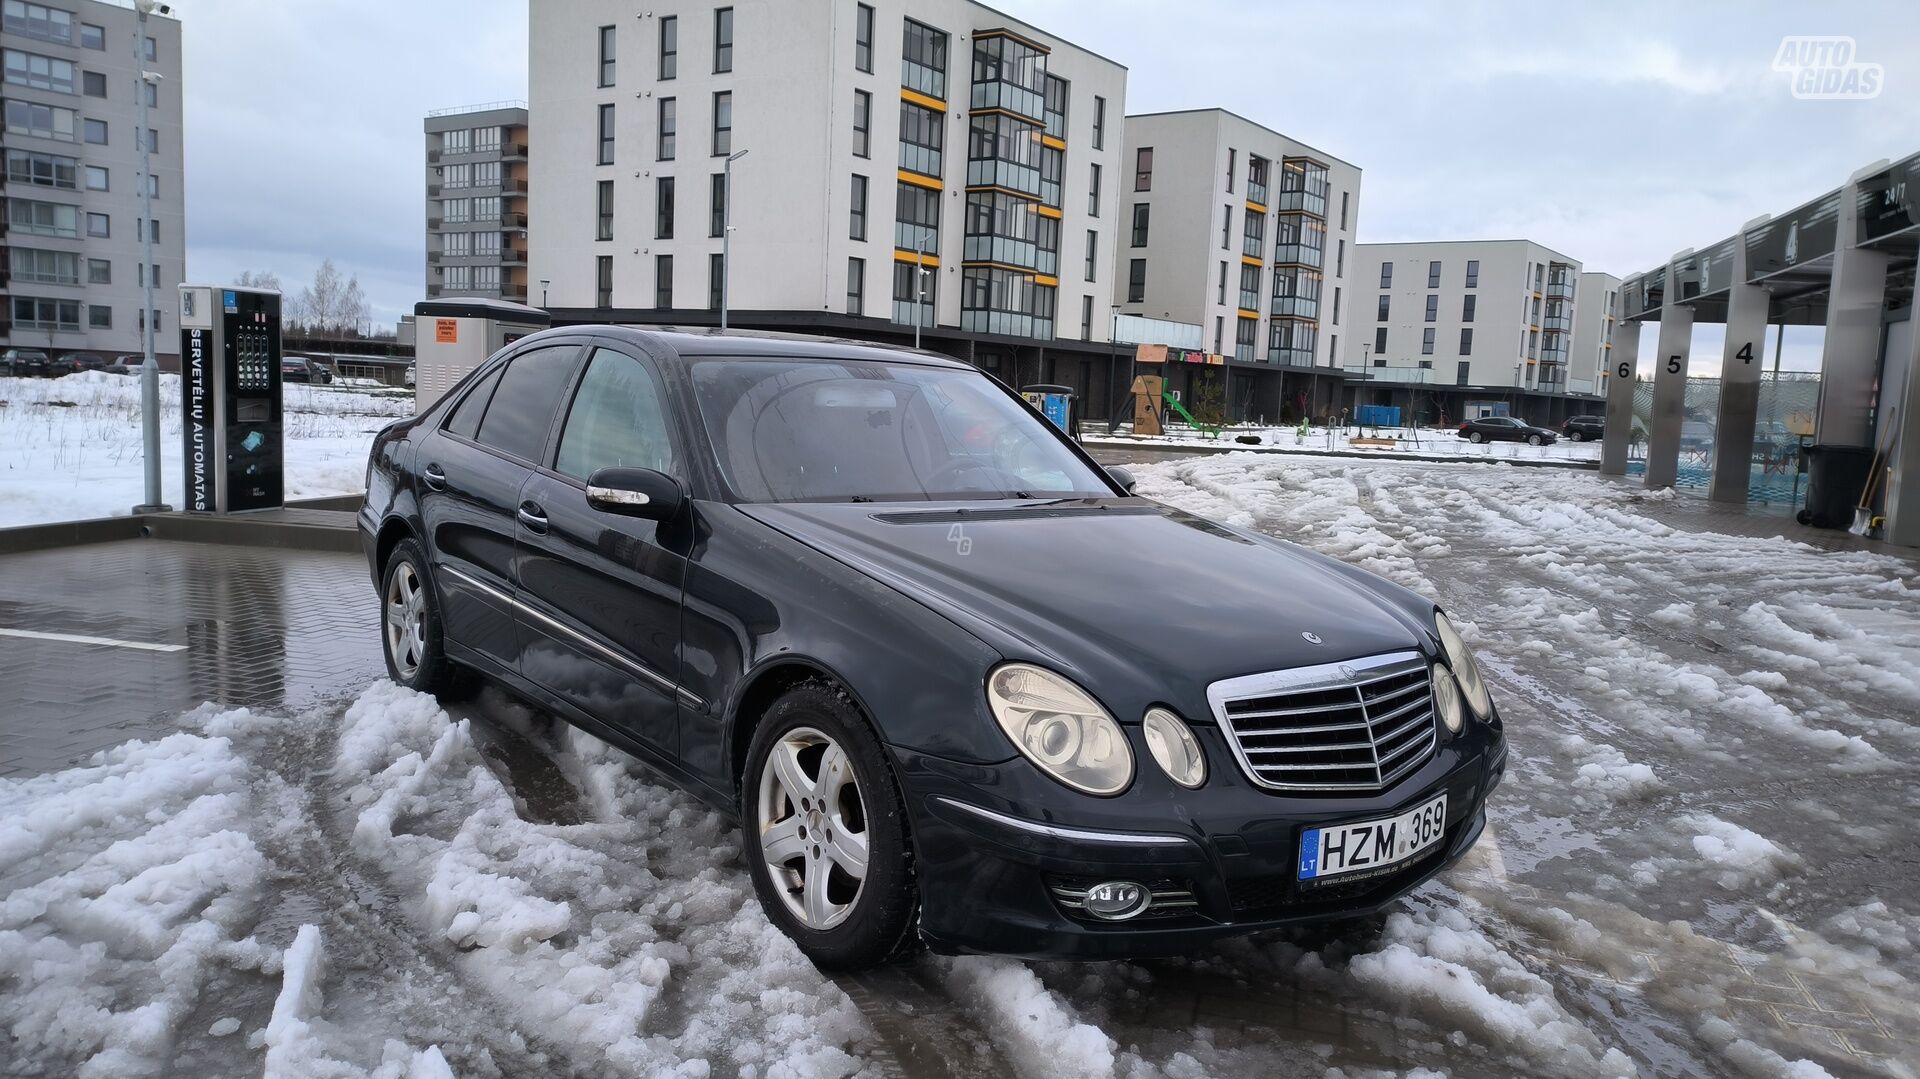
[596,255,613,306]
[852,89,870,157]
[1213,317,1223,355]
[1083,229,1097,282]
[4,2,74,43]
[708,252,725,309]
[655,254,673,307]
[713,7,733,73]
[1129,203,1148,247]
[847,257,864,315]
[86,211,109,237]
[1087,163,1100,216]
[655,176,675,238]
[659,15,677,79]
[82,69,105,97]
[83,118,107,145]
[1127,258,1145,303]
[1332,286,1341,325]
[4,98,77,141]
[1133,147,1152,192]
[596,180,614,240]
[11,295,81,332]
[4,48,76,93]
[898,101,942,176]
[1340,191,1349,231]
[1459,328,1473,355]
[1091,95,1106,149]
[1427,260,1441,289]
[1080,295,1094,340]
[1464,259,1479,288]
[1219,205,1231,249]
[711,90,731,155]
[144,36,155,62]
[79,21,103,49]
[1376,294,1389,321]
[1422,327,1435,355]
[444,163,471,189]
[4,149,76,189]
[710,172,726,237]
[1217,261,1227,305]
[89,304,111,328]
[895,181,939,253]
[1235,316,1257,360]
[1424,294,1438,322]
[85,164,107,189]
[1226,148,1235,193]
[598,24,616,86]
[1373,326,1387,353]
[597,103,615,164]
[9,247,80,285]
[892,259,937,328]
[902,19,948,99]
[1330,334,1338,364]
[657,97,676,159]
[1378,263,1392,289]
[849,173,867,240]
[143,127,157,153]
[1336,238,1345,278]
[854,3,874,72]
[87,257,110,284]
[1462,294,1476,322]
[1042,73,1068,140]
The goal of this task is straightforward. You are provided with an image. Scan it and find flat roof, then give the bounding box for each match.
[1123,108,1361,172]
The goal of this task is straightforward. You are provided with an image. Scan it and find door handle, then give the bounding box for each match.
[423,463,447,491]
[517,501,549,534]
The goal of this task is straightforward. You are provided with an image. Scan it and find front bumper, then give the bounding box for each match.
[897,720,1506,959]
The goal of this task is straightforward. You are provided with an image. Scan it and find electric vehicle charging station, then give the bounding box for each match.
[177,284,284,513]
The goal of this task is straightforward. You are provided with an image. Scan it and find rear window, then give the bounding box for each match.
[473,346,583,462]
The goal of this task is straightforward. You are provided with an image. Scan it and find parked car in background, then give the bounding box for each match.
[404,364,416,388]
[1,348,53,377]
[1458,416,1558,446]
[60,354,107,374]
[282,356,333,384]
[102,357,142,376]
[1562,415,1604,442]
[361,327,1508,969]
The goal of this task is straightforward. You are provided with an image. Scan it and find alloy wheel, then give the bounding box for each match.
[385,561,427,679]
[756,726,870,931]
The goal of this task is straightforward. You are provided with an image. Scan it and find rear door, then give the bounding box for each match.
[510,343,691,756]
[415,342,585,667]
[514,343,690,757]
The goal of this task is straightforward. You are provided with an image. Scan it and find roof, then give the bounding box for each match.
[1123,107,1362,172]
[537,325,973,370]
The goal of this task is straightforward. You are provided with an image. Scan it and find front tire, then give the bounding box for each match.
[743,682,917,970]
[1528,434,1544,446]
[380,539,469,697]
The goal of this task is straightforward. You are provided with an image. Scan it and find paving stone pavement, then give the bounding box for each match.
[0,538,383,778]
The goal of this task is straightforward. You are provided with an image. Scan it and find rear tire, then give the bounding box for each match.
[742,681,918,970]
[380,539,471,699]
[1568,431,1583,442]
[1469,432,1485,444]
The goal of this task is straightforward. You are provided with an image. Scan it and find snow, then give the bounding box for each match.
[0,371,408,527]
[1089,422,1602,465]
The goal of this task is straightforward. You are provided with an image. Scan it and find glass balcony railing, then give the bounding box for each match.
[1268,347,1316,367]
[1246,180,1268,206]
[904,60,946,101]
[1237,288,1260,311]
[898,142,941,178]
[894,222,938,254]
[1273,243,1323,268]
[893,298,935,328]
[1539,347,1569,364]
[1542,314,1572,332]
[970,80,1044,121]
[966,158,1042,197]
[1546,281,1575,300]
[1270,295,1319,319]
[1273,190,1326,217]
[1342,363,1434,383]
[1242,234,1264,259]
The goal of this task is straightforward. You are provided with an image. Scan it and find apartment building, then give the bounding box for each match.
[1114,109,1361,423]
[3,0,184,363]
[1568,269,1621,399]
[1352,239,1611,425]
[526,0,1130,404]
[424,102,531,305]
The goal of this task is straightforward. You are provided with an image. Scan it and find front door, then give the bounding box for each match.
[514,345,689,757]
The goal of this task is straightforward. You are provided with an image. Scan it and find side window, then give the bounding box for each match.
[444,364,504,440]
[556,348,677,479]
[474,346,584,463]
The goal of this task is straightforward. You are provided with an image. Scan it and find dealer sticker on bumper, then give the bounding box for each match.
[1298,793,1447,882]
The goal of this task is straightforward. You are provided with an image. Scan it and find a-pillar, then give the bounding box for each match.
[1885,319,1920,547]
[1644,253,1695,489]
[1600,293,1641,476]
[1709,216,1775,503]
[1816,161,1895,447]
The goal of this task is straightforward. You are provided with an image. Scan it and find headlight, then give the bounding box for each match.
[1435,612,1493,719]
[1431,665,1465,734]
[1142,708,1206,788]
[986,664,1133,795]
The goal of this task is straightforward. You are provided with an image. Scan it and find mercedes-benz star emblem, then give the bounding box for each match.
[1301,631,1323,645]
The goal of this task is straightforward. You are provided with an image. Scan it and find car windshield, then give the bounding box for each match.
[691,357,1113,502]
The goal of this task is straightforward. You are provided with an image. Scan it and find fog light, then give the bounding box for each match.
[1083,880,1151,921]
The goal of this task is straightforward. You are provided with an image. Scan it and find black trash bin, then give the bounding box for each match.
[1797,444,1875,528]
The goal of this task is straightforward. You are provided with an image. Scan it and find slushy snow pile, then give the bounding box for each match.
[0,370,407,526]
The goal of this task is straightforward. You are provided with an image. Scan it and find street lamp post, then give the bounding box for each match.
[913,231,931,350]
[719,148,748,329]
[132,0,168,513]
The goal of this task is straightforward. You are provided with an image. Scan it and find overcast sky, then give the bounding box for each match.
[182,0,1917,372]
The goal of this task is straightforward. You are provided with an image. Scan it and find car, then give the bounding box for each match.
[1,348,52,377]
[282,355,333,384]
[60,354,106,374]
[404,364,416,388]
[1457,415,1558,446]
[358,327,1508,969]
[102,358,142,376]
[1561,415,1604,442]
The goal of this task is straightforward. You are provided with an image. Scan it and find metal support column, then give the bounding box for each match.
[1885,318,1920,547]
[1814,161,1893,447]
[1709,216,1775,503]
[1644,252,1695,488]
[1601,290,1642,476]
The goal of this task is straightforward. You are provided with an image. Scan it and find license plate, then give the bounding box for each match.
[1298,794,1447,882]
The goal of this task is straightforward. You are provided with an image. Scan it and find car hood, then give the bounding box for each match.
[738,498,1434,719]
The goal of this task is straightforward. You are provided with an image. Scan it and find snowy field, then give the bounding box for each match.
[1090,424,1604,465]
[4,452,1919,1077]
[0,372,405,527]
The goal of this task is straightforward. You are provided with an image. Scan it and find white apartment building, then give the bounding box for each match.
[3,0,185,364]
[528,0,1129,400]
[1352,239,1610,424]
[1569,269,1621,400]
[1115,109,1361,423]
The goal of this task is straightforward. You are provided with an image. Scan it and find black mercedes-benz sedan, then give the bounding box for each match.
[358,327,1507,969]
[1457,415,1558,445]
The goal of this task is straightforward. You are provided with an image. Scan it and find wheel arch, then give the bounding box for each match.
[727,657,887,797]
[375,515,418,576]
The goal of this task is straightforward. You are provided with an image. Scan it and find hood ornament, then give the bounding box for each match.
[1301,631,1323,645]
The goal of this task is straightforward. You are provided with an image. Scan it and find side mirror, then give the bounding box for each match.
[586,467,684,520]
[1105,464,1138,494]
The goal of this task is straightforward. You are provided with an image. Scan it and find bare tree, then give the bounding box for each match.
[299,259,345,333]
[234,269,283,292]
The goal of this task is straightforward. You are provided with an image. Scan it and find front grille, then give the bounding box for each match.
[1206,651,1437,793]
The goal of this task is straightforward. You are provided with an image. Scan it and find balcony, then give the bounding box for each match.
[1344,363,1435,384]
[1272,243,1323,268]
[1541,314,1572,332]
[502,247,528,266]
[427,217,443,229]
[502,142,528,160]
[426,251,441,263]
[969,80,1045,122]
[1270,295,1318,319]
[427,183,442,196]
[1246,181,1268,207]
[966,158,1042,197]
[1237,289,1260,312]
[1268,347,1316,367]
[1546,280,1575,301]
[427,149,441,163]
[503,211,528,228]
[500,176,528,194]
[1273,190,1326,217]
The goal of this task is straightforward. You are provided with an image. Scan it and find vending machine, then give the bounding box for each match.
[177,284,284,512]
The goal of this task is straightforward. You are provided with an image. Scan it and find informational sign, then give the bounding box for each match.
[435,318,459,343]
[1745,191,1840,280]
